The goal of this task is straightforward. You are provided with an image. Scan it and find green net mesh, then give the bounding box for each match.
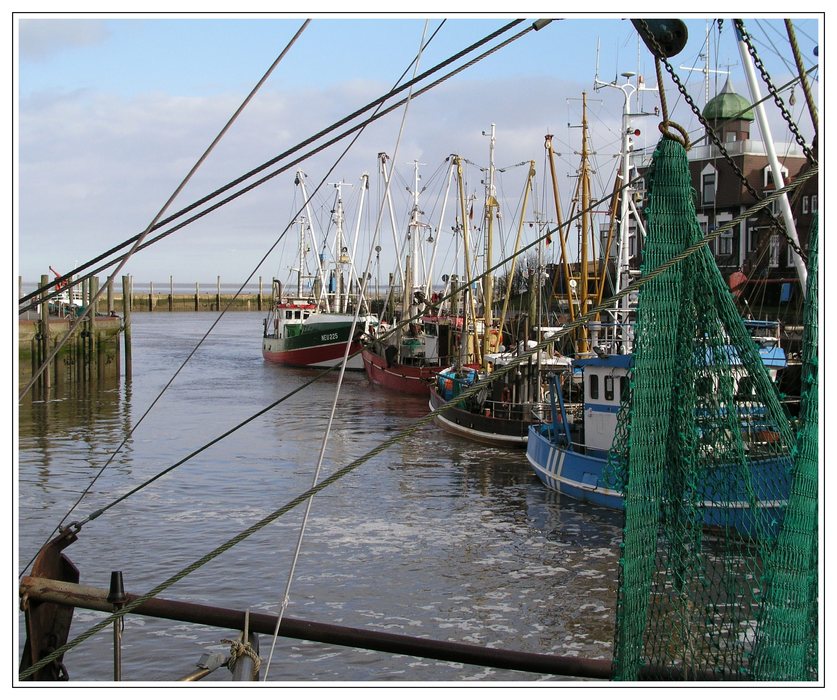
[607,137,818,681]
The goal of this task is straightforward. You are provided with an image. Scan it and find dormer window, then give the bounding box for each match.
[763,164,789,189]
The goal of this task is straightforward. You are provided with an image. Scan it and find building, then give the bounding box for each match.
[685,77,813,319]
[623,77,814,326]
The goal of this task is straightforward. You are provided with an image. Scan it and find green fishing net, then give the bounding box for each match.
[606,137,818,681]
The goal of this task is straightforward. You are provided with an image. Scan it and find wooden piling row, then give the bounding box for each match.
[91,275,268,312]
[19,274,126,393]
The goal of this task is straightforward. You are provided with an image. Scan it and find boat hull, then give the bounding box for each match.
[262,321,365,370]
[428,386,531,448]
[361,347,436,395]
[526,425,790,537]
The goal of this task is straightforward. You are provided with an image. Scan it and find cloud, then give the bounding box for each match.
[18,68,624,286]
[18,18,110,61]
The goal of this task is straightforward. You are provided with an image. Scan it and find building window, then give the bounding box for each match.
[802,195,809,214]
[702,171,716,205]
[747,222,760,253]
[787,241,796,267]
[769,234,780,268]
[715,218,733,257]
[599,224,614,259]
[763,164,788,188]
[718,229,734,256]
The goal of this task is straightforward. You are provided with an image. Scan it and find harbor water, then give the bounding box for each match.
[18,311,622,683]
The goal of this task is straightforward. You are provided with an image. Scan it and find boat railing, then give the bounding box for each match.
[480,399,552,422]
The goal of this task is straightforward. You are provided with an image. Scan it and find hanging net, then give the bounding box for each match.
[606,137,819,681]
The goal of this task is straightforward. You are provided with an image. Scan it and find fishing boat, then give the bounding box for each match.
[47,266,84,317]
[262,174,379,370]
[525,57,801,536]
[262,286,378,370]
[427,126,554,446]
[361,158,461,394]
[525,345,791,535]
[429,338,571,447]
[428,109,611,447]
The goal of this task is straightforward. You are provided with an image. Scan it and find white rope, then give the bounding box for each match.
[262,21,431,680]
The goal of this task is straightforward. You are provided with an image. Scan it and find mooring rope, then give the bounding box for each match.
[21,20,465,574]
[261,20,433,681]
[222,638,262,677]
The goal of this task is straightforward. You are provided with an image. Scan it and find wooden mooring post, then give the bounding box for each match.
[122,275,132,380]
[38,274,51,390]
[94,276,269,312]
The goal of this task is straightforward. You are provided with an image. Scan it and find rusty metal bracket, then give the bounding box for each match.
[19,528,79,681]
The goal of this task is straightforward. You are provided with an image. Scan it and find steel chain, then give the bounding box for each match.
[735,19,817,164]
[636,19,807,264]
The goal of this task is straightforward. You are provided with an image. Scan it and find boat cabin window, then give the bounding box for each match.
[619,376,630,402]
[604,375,614,401]
[285,310,293,320]
[589,374,599,400]
[696,375,713,396]
[736,375,755,399]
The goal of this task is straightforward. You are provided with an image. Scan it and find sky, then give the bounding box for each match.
[14,9,824,293]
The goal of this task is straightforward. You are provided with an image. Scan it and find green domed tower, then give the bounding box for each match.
[703,76,754,143]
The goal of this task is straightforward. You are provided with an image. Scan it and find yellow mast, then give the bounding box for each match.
[544,134,575,331]
[455,156,482,368]
[498,160,535,337]
[594,171,622,310]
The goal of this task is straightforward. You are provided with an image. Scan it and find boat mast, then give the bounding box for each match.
[329,180,353,313]
[407,161,424,303]
[545,134,575,332]
[454,155,482,368]
[578,92,592,355]
[400,161,422,336]
[594,69,655,353]
[295,215,307,297]
[679,21,730,108]
[379,153,405,300]
[349,172,369,310]
[482,124,498,360]
[498,161,535,338]
[425,159,456,300]
[295,171,330,311]
[734,21,807,297]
